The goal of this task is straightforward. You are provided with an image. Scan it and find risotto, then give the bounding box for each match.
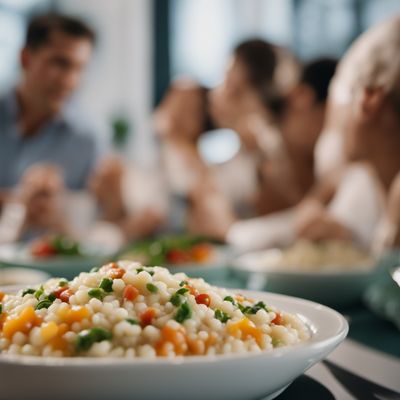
[0,261,309,358]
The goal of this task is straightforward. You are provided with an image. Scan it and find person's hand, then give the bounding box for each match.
[154,79,206,141]
[186,179,236,241]
[208,85,269,149]
[120,208,165,241]
[18,163,68,232]
[295,199,353,242]
[89,156,125,222]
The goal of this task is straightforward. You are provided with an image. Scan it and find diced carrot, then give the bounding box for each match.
[40,321,59,342]
[49,323,69,352]
[0,291,5,301]
[227,317,263,347]
[103,262,119,270]
[53,286,69,299]
[0,312,8,329]
[58,306,90,325]
[123,285,139,301]
[187,338,205,355]
[140,308,157,327]
[108,267,125,279]
[2,306,39,339]
[184,284,199,297]
[190,243,212,262]
[271,313,283,325]
[155,325,188,356]
[59,289,74,303]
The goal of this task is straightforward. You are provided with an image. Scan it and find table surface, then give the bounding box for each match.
[1,259,399,400]
[214,271,400,399]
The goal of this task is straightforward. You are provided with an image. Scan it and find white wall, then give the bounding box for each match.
[56,0,154,164]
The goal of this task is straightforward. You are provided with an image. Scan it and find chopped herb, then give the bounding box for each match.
[36,299,53,310]
[99,278,113,292]
[76,328,112,352]
[22,288,35,297]
[272,338,284,347]
[214,309,230,323]
[146,283,158,293]
[223,296,236,305]
[90,266,100,273]
[34,286,44,300]
[170,294,182,307]
[136,268,144,274]
[0,304,2,314]
[175,302,192,323]
[179,280,188,287]
[239,301,270,315]
[126,318,139,325]
[148,270,155,276]
[88,288,105,300]
[59,280,68,287]
[170,288,189,306]
[47,293,56,302]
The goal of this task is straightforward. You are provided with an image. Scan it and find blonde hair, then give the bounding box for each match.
[331,16,400,105]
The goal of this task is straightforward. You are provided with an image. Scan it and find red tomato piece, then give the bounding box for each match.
[140,308,156,327]
[123,285,139,301]
[59,289,74,303]
[195,293,211,307]
[31,241,57,258]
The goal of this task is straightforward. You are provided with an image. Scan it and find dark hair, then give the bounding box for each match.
[300,58,338,103]
[25,14,95,50]
[233,39,284,115]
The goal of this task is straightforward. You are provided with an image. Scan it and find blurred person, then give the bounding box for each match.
[255,58,338,214]
[187,58,336,240]
[89,156,168,242]
[0,13,98,208]
[208,39,299,217]
[154,79,211,197]
[228,16,400,251]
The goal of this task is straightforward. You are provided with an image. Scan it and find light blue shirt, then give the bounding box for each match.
[0,90,98,190]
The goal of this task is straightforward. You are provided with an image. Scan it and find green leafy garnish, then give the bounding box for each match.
[146,283,158,293]
[223,296,236,305]
[22,288,35,297]
[136,268,144,274]
[126,318,139,325]
[175,302,192,323]
[47,293,56,302]
[0,304,2,314]
[179,281,188,287]
[36,299,53,310]
[76,328,112,352]
[239,301,270,315]
[88,288,105,300]
[51,236,81,256]
[59,280,68,287]
[99,278,113,293]
[272,338,284,347]
[214,309,230,323]
[34,286,44,300]
[170,288,189,307]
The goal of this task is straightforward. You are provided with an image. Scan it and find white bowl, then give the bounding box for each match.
[0,267,49,288]
[0,290,348,400]
[0,243,113,280]
[232,250,383,307]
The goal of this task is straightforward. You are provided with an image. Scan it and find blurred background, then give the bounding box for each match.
[1,0,400,164]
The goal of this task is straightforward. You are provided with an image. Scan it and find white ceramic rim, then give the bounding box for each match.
[0,243,110,269]
[232,249,377,277]
[0,290,348,367]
